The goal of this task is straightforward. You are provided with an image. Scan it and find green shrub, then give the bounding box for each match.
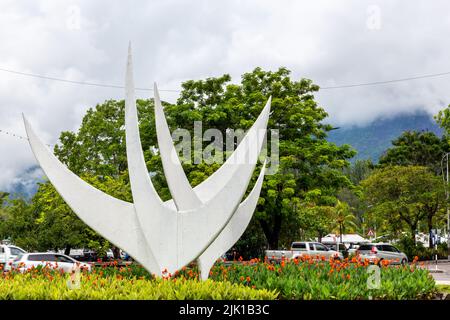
[0,273,276,300]
[208,258,436,300]
[395,236,448,261]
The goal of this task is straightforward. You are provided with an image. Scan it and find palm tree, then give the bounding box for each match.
[332,200,358,243]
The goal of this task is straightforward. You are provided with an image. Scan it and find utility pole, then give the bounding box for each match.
[441,153,450,259]
[447,154,450,259]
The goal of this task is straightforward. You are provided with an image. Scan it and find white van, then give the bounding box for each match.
[0,245,27,269]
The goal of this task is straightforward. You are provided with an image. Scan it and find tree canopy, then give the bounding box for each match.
[0,67,356,254]
[361,165,446,245]
[379,130,449,175]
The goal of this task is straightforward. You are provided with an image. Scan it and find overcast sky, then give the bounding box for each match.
[1,0,450,191]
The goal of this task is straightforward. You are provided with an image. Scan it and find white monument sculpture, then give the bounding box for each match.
[23,46,271,280]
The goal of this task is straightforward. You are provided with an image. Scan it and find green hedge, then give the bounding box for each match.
[0,273,276,300]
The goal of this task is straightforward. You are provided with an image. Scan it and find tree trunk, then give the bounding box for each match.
[259,212,282,249]
[112,246,121,259]
[317,232,323,243]
[410,224,417,245]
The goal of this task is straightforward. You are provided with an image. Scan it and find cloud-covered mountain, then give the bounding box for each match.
[327,111,443,162]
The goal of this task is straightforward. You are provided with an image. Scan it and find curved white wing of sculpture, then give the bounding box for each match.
[23,117,161,274]
[23,45,270,279]
[153,83,270,279]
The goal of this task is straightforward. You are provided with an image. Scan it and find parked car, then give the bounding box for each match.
[8,252,92,273]
[356,243,408,265]
[0,245,26,268]
[325,243,349,258]
[347,243,361,256]
[266,241,343,262]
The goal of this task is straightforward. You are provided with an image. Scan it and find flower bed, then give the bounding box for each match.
[0,256,436,300]
[0,269,276,300]
[208,256,436,300]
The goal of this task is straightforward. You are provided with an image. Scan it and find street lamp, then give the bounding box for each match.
[440,153,450,258]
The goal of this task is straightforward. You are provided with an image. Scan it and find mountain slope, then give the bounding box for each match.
[327,112,443,162]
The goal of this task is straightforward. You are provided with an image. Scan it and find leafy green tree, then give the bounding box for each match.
[0,197,38,250]
[435,104,450,134]
[0,192,8,239]
[344,159,374,185]
[29,67,355,254]
[361,166,445,245]
[12,174,132,255]
[297,203,334,242]
[331,200,357,242]
[0,192,8,207]
[338,159,374,236]
[379,130,449,175]
[175,67,356,249]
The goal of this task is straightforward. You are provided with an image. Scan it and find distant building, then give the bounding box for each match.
[321,234,369,248]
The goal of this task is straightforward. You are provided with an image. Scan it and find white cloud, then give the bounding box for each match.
[1,0,450,190]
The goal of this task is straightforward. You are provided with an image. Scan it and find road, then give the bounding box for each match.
[420,261,450,285]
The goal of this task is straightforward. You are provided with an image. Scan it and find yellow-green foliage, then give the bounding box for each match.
[0,273,277,300]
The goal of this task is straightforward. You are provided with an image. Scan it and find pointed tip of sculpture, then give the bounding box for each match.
[266,96,272,111]
[22,113,30,128]
[126,42,133,69]
[125,43,135,93]
[153,82,161,103]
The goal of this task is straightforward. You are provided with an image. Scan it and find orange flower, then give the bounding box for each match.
[246,276,251,282]
[346,274,351,280]
[239,276,245,282]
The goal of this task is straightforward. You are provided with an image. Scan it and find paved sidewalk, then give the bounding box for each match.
[420,261,450,284]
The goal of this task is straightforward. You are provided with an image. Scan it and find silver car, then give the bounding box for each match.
[10,252,92,273]
[356,243,408,265]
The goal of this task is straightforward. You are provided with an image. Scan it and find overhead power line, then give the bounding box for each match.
[0,129,52,147]
[320,71,450,90]
[1,66,450,92]
[2,66,450,145]
[0,129,27,141]
[0,67,180,92]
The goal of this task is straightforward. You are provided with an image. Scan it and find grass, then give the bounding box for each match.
[436,285,450,294]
